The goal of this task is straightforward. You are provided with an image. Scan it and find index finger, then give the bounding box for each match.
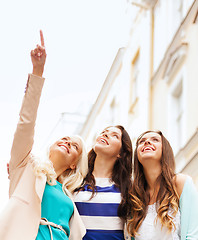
[40,30,45,47]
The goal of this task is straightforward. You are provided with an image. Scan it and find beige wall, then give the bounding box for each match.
[151,78,169,133]
[80,0,198,186]
[185,24,198,140]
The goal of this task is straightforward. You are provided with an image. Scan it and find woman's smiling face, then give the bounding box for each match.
[137,132,162,166]
[49,136,82,170]
[94,127,122,159]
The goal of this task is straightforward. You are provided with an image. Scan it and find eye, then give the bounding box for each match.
[72,144,78,151]
[139,139,145,144]
[153,138,159,142]
[113,135,119,139]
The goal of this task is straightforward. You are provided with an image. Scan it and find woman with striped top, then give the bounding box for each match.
[74,125,133,240]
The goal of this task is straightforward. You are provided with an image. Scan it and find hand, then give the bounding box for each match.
[31,30,47,77]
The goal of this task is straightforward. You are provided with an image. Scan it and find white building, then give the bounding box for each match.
[79,0,198,187]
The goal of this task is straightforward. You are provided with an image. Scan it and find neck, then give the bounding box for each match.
[50,158,66,179]
[143,162,161,202]
[54,167,65,179]
[92,155,116,178]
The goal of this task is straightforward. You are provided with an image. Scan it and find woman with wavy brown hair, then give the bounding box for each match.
[74,125,133,240]
[127,130,198,240]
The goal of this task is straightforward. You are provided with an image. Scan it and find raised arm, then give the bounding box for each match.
[9,30,47,173]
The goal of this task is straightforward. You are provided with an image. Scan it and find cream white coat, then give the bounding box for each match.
[0,74,86,240]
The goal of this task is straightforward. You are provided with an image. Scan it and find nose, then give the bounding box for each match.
[144,139,151,145]
[102,133,109,138]
[64,139,71,148]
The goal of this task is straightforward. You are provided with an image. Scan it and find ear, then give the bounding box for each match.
[117,153,121,158]
[70,164,76,170]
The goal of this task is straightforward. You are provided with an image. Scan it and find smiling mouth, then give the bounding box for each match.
[99,138,109,145]
[142,146,155,152]
[59,144,69,153]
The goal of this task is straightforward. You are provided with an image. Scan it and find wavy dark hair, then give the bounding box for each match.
[76,125,133,220]
[127,130,179,237]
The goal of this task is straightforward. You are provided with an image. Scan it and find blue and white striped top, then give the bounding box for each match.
[74,178,124,240]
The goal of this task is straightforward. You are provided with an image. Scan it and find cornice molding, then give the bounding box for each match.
[151,0,198,86]
[163,43,188,84]
[131,0,158,9]
[175,128,198,172]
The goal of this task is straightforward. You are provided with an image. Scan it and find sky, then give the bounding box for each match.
[0,0,130,212]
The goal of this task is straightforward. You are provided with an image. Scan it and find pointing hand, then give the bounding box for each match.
[31,30,47,77]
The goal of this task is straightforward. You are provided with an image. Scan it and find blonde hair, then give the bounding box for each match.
[34,135,88,193]
[34,157,57,185]
[60,135,88,193]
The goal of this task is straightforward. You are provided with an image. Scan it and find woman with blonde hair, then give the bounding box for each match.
[128,130,198,240]
[0,30,88,240]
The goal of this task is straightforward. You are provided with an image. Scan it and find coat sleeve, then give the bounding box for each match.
[180,176,198,240]
[9,74,45,195]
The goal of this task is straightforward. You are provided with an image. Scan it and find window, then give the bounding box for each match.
[173,81,183,151]
[168,75,185,154]
[110,97,116,124]
[129,50,140,113]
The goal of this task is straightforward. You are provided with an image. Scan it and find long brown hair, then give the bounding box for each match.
[127,130,179,237]
[77,125,133,220]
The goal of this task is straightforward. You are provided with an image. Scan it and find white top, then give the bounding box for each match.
[135,202,181,240]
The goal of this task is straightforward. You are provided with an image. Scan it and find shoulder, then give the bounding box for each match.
[174,173,188,198]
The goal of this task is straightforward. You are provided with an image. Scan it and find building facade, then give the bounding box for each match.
[79,0,198,188]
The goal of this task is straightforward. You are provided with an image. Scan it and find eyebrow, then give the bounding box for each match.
[71,139,80,149]
[62,137,80,145]
[61,137,70,140]
[111,132,121,136]
[139,136,161,141]
[73,142,80,147]
[138,137,145,142]
[104,130,121,136]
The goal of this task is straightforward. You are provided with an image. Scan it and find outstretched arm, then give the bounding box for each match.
[9,30,47,175]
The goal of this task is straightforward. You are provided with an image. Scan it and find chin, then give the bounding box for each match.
[93,143,103,152]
